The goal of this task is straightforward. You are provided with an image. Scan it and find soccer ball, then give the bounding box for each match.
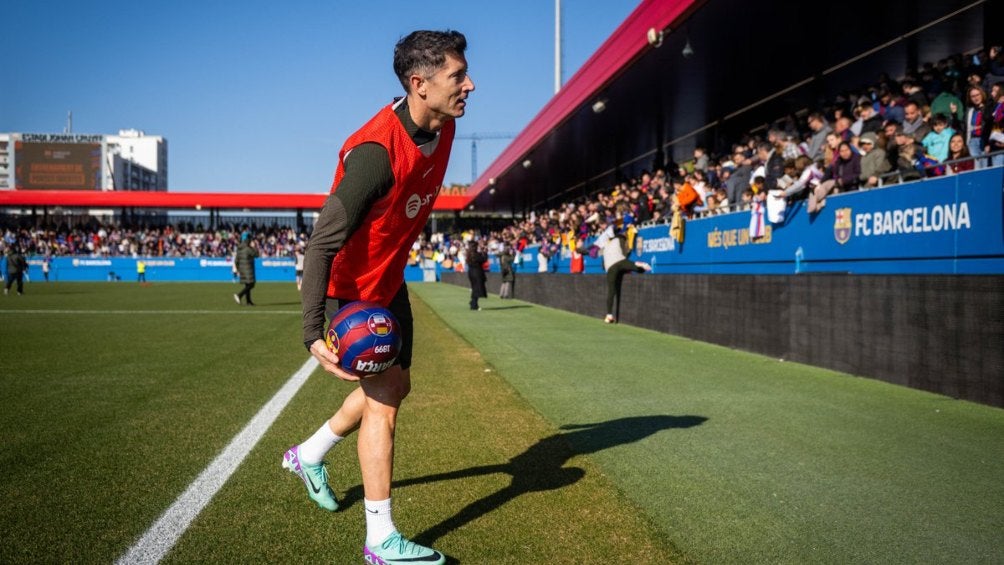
[325,301,401,377]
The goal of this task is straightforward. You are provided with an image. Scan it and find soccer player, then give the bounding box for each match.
[282,30,473,565]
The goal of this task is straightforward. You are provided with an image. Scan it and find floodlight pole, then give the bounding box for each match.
[554,0,562,94]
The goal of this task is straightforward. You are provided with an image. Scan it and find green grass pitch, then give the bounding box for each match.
[0,281,1001,564]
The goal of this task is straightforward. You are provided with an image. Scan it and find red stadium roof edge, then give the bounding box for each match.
[465,0,701,208]
[0,190,471,212]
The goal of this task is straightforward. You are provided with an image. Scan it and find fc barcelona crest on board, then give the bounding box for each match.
[834,208,852,244]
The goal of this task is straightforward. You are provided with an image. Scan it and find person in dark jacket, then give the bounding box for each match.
[757,141,785,191]
[499,246,515,299]
[725,151,752,210]
[233,235,258,306]
[4,245,28,296]
[466,241,487,310]
[808,141,861,213]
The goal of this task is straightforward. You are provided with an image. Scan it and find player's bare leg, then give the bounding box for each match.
[328,387,365,436]
[357,366,410,500]
[355,367,442,563]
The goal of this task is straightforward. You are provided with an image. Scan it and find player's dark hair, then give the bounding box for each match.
[394,30,467,92]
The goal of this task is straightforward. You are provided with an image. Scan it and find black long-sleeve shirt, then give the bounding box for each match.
[301,99,436,348]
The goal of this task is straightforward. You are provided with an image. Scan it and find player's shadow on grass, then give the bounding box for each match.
[342,414,706,547]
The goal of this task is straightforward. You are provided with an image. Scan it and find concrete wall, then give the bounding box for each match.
[442,272,1003,408]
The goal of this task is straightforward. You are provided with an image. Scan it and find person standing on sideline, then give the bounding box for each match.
[466,240,487,310]
[595,222,650,323]
[4,245,27,296]
[136,259,146,283]
[233,235,257,305]
[499,245,516,298]
[294,244,306,291]
[283,30,472,565]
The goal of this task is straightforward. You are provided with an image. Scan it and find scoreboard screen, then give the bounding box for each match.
[15,141,102,190]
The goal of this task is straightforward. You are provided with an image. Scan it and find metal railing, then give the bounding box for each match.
[874,148,1004,187]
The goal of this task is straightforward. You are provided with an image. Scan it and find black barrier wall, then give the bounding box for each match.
[441,272,1003,407]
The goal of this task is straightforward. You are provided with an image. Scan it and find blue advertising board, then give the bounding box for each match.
[12,257,433,283]
[518,167,1004,275]
[6,168,1001,280]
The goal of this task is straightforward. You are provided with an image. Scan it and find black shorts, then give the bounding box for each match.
[326,283,414,370]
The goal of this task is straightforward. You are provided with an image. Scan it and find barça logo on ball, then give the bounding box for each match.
[367,313,394,336]
[834,208,852,245]
[325,327,341,354]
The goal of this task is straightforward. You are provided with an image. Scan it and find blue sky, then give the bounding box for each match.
[3,0,639,193]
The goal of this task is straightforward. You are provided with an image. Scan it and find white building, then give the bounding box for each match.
[0,130,167,191]
[104,129,168,190]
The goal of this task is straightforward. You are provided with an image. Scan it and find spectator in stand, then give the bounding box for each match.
[902,102,931,141]
[690,170,710,208]
[823,131,843,166]
[653,184,674,219]
[693,147,710,172]
[779,156,823,200]
[877,88,905,124]
[776,159,797,191]
[834,115,854,142]
[714,187,730,212]
[930,87,964,127]
[725,151,752,209]
[894,142,924,183]
[902,79,928,108]
[780,133,802,161]
[806,113,832,161]
[856,100,884,135]
[757,140,785,191]
[673,176,703,218]
[946,133,975,174]
[808,141,861,213]
[858,132,891,187]
[749,175,766,202]
[887,125,917,172]
[986,83,1004,167]
[964,85,994,167]
[982,46,1004,91]
[921,114,955,162]
[740,188,754,210]
[881,119,900,160]
[703,193,719,215]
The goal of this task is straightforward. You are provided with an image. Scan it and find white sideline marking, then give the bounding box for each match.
[1,309,299,315]
[116,356,320,565]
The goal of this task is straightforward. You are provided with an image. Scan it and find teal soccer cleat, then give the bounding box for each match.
[364,531,445,564]
[282,445,339,512]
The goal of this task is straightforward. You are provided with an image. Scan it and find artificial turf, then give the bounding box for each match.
[0,282,683,564]
[1,281,1000,563]
[410,283,1004,564]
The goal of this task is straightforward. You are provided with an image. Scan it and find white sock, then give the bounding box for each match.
[297,422,342,465]
[364,498,397,547]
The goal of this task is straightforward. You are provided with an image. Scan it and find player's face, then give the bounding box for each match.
[421,52,474,121]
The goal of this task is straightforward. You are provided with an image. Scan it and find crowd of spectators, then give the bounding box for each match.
[1,221,306,259]
[451,44,1004,265]
[2,46,1002,268]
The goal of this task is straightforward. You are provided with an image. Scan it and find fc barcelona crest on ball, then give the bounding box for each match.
[834,208,852,244]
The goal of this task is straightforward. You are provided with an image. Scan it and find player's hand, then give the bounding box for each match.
[309,339,360,382]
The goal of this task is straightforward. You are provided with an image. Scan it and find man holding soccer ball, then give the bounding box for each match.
[284,30,473,565]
